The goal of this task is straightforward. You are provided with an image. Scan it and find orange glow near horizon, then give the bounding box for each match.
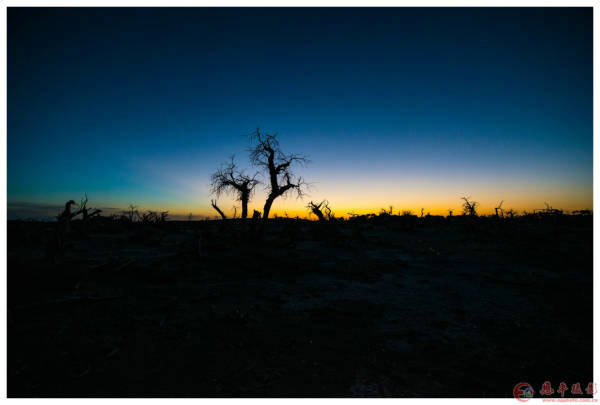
[7,150,592,221]
[165,190,593,219]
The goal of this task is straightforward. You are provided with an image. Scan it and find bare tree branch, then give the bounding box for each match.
[211,199,227,220]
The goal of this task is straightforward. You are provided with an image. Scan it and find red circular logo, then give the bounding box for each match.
[513,382,535,402]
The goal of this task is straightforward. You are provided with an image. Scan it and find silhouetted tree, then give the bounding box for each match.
[210,156,260,219]
[79,194,88,219]
[57,200,78,222]
[51,199,82,263]
[323,201,334,221]
[210,199,227,220]
[78,194,102,219]
[125,204,139,222]
[308,200,327,222]
[249,129,308,220]
[77,194,102,234]
[308,200,335,222]
[57,199,81,234]
[461,197,478,216]
[494,200,504,218]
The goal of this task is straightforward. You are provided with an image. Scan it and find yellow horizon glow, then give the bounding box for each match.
[164,197,593,219]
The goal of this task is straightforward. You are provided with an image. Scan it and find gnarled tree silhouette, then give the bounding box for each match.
[210,156,260,219]
[308,200,326,222]
[249,129,308,220]
[308,200,334,222]
[77,194,102,234]
[461,196,478,216]
[78,194,102,221]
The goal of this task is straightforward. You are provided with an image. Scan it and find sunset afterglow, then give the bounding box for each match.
[8,8,592,219]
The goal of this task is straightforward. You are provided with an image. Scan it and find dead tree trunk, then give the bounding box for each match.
[495,200,504,219]
[308,201,327,222]
[211,200,227,220]
[240,189,249,219]
[263,195,277,221]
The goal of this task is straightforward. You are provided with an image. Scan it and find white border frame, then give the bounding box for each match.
[0,2,597,403]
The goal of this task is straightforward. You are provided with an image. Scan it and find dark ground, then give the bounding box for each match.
[7,214,593,397]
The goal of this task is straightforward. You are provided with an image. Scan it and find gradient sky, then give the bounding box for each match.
[8,7,593,219]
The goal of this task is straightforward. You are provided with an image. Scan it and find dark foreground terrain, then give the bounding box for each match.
[8,213,593,397]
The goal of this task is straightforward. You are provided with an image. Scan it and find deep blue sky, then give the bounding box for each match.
[8,7,592,218]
